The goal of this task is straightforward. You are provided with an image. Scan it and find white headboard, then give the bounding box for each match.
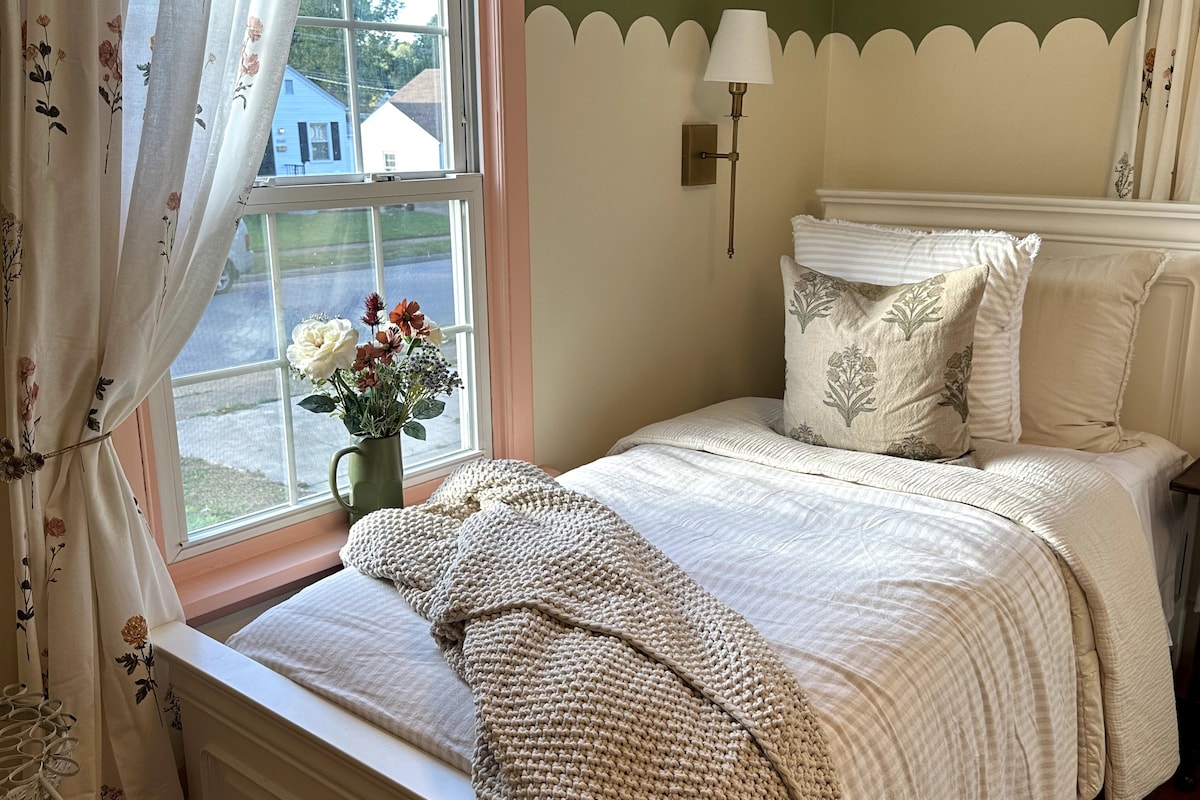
[817,189,1200,457]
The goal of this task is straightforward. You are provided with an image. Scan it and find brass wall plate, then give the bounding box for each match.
[681,124,718,186]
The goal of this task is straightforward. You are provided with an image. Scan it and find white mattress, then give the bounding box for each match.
[226,432,1185,799]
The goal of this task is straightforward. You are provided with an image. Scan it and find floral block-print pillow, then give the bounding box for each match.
[780,256,989,461]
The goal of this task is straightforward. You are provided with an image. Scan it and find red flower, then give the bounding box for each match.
[44,517,65,538]
[353,343,374,372]
[246,17,264,42]
[166,191,181,211]
[18,356,34,383]
[388,299,428,338]
[361,292,385,327]
[374,326,406,360]
[107,15,123,34]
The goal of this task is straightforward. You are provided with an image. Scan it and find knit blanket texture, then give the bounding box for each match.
[340,458,841,800]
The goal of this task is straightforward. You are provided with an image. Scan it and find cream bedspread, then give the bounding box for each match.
[610,397,1176,800]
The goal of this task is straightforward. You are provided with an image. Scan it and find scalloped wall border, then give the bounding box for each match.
[524,0,1136,48]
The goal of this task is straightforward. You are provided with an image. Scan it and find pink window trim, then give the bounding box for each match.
[117,0,533,624]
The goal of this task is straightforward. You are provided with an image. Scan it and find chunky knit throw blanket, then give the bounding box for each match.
[340,458,841,799]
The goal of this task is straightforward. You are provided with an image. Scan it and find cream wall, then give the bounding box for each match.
[823,19,1134,196]
[525,9,1137,470]
[526,9,829,470]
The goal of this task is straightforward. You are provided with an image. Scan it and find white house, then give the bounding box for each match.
[361,68,444,174]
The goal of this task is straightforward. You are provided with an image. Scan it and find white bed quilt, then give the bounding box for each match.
[229,398,1177,800]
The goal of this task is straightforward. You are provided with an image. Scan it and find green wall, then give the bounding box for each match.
[524,1,833,42]
[525,0,1138,46]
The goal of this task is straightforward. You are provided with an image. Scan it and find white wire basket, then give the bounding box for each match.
[0,684,77,800]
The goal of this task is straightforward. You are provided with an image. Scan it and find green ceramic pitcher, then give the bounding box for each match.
[329,434,405,522]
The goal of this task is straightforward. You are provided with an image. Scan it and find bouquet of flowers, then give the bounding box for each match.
[287,293,462,440]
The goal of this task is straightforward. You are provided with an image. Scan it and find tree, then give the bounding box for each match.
[290,0,441,115]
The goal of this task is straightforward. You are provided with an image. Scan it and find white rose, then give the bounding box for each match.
[287,317,359,381]
[426,320,444,346]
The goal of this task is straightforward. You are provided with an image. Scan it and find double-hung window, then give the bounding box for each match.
[150,0,490,561]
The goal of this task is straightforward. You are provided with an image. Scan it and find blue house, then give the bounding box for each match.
[259,65,353,177]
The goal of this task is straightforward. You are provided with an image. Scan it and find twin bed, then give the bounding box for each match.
[155,190,1200,800]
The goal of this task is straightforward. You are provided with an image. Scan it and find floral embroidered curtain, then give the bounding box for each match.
[1,0,297,796]
[1109,0,1200,200]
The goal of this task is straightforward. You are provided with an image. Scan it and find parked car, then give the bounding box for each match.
[217,218,254,293]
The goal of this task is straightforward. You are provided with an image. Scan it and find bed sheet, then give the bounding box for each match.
[1054,432,1189,629]
[230,442,1080,799]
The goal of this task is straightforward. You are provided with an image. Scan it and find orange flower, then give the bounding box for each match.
[388,299,428,338]
[44,517,65,537]
[121,615,148,649]
[36,14,50,26]
[1145,48,1156,71]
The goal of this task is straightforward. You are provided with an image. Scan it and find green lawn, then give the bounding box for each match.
[181,456,288,531]
[245,206,450,256]
[240,206,453,273]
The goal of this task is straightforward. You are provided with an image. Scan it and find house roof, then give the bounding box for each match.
[388,68,443,104]
[386,69,443,141]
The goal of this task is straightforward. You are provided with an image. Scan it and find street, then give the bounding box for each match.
[173,257,456,377]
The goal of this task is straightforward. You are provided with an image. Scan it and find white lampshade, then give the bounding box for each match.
[703,9,773,85]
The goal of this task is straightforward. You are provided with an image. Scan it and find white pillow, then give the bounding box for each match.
[792,215,1040,443]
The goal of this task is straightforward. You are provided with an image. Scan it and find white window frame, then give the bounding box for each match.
[149,1,489,563]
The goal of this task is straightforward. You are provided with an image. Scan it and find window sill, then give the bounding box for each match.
[168,478,440,625]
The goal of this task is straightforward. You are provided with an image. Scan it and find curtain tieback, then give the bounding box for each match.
[0,432,113,484]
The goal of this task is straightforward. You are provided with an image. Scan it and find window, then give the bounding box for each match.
[308,122,331,160]
[151,0,490,561]
[284,79,294,95]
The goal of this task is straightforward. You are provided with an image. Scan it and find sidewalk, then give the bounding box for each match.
[176,390,463,495]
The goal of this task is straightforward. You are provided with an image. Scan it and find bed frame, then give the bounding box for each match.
[155,190,1200,800]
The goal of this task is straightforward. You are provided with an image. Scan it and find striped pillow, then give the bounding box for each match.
[792,215,1040,443]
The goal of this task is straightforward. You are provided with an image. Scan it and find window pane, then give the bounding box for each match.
[173,216,270,379]
[299,0,344,18]
[264,26,354,178]
[381,202,455,326]
[359,30,446,173]
[174,373,288,534]
[291,370,356,502]
[356,0,442,26]
[276,207,377,333]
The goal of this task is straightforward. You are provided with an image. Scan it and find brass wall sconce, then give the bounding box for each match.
[681,9,774,258]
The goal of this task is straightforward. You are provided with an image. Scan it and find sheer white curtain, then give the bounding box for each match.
[1,0,296,796]
[1109,0,1200,200]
